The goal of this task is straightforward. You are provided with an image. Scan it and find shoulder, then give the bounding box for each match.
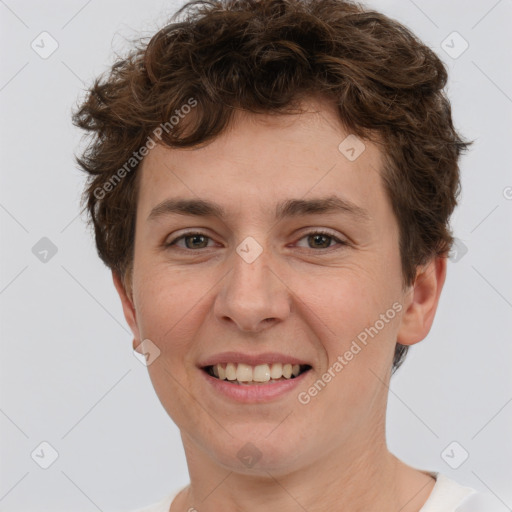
[455,489,505,512]
[420,473,503,512]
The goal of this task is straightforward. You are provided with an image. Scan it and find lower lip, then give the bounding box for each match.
[200,368,311,403]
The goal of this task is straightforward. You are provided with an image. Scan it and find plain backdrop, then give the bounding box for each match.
[1,0,511,510]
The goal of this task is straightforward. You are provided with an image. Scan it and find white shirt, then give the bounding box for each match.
[129,472,502,512]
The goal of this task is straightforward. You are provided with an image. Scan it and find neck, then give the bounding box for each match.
[174,425,433,512]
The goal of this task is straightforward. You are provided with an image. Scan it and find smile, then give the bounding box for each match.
[203,362,312,385]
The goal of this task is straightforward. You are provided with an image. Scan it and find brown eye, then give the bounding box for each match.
[166,232,213,250]
[307,233,333,249]
[295,230,348,251]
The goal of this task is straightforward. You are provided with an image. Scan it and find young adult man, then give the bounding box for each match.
[73,0,499,510]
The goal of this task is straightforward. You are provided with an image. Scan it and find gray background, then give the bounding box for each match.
[1,0,511,510]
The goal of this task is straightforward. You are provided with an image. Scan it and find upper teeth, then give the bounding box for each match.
[211,363,302,382]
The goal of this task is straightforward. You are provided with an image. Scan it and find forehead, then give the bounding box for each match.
[137,97,387,224]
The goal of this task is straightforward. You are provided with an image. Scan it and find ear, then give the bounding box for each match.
[112,271,141,351]
[396,255,447,346]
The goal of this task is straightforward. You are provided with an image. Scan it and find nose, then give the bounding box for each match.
[213,245,292,333]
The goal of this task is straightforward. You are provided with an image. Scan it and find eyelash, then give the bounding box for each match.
[165,230,348,252]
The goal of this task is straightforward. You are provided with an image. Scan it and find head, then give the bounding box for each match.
[73,0,471,474]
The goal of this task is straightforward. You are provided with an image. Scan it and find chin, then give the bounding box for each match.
[207,430,306,475]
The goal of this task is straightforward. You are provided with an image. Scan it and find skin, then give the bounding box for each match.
[113,96,446,512]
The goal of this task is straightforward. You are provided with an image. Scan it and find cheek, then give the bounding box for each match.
[132,268,211,429]
[297,262,388,333]
[132,265,205,349]
[293,262,400,375]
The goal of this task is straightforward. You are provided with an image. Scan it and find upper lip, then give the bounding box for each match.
[198,351,312,368]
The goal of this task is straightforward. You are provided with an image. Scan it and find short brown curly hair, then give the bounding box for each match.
[72,0,472,373]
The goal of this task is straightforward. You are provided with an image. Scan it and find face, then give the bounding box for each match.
[114,96,445,476]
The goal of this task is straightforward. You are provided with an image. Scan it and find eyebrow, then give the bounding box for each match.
[147,195,371,223]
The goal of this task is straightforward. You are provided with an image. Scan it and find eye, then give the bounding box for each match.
[164,229,349,252]
[295,230,348,250]
[165,232,215,250]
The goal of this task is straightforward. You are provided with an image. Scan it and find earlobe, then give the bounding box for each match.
[112,271,141,349]
[396,256,447,346]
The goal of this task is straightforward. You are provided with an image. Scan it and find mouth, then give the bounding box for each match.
[202,363,313,385]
